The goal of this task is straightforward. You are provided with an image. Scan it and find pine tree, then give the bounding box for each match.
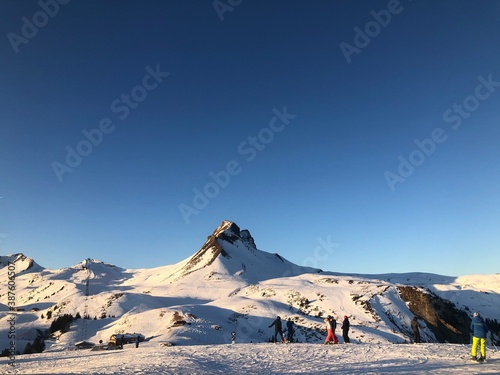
[32,336,45,353]
[48,314,74,334]
[23,343,32,355]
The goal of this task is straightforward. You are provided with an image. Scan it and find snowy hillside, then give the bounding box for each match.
[0,221,499,367]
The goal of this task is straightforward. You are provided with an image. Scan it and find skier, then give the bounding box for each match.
[341,315,350,343]
[470,312,488,362]
[330,316,339,344]
[286,318,294,343]
[268,316,285,343]
[324,316,338,344]
[411,317,423,343]
[135,335,140,348]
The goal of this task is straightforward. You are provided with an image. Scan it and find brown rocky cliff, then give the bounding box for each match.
[398,286,470,343]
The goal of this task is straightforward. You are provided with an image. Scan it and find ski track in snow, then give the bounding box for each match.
[1,342,499,374]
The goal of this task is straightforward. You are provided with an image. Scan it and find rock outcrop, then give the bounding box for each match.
[398,286,471,343]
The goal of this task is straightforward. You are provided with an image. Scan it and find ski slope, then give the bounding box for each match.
[1,341,499,374]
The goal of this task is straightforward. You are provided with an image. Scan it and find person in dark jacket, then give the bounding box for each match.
[269,316,284,343]
[330,316,339,344]
[411,317,423,343]
[341,315,350,343]
[470,312,488,362]
[286,318,294,343]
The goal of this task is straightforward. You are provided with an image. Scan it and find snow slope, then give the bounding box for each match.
[1,341,499,374]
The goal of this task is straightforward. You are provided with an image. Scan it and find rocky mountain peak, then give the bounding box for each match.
[213,220,256,250]
[212,220,239,237]
[0,253,41,273]
[240,230,256,250]
[167,221,266,280]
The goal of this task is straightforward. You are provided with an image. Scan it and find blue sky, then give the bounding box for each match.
[1,0,499,276]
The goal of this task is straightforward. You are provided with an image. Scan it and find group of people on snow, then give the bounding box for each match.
[267,310,490,362]
[267,314,350,344]
[268,316,295,343]
[324,315,350,344]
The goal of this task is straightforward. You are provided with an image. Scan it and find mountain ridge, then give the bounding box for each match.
[0,220,499,354]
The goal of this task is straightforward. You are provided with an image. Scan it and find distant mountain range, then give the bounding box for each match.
[1,220,499,353]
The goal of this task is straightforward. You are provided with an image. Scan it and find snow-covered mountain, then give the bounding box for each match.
[1,220,499,354]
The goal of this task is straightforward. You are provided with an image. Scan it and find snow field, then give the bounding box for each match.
[1,342,498,374]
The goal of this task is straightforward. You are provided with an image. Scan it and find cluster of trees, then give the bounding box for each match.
[0,348,15,357]
[0,332,46,356]
[23,314,80,355]
[42,310,116,320]
[23,313,82,355]
[1,311,88,357]
[48,313,78,335]
[22,335,45,354]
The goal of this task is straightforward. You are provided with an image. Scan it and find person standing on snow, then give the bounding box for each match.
[330,316,339,343]
[470,312,488,362]
[116,335,123,349]
[286,318,295,343]
[411,316,423,343]
[341,315,350,343]
[269,316,284,343]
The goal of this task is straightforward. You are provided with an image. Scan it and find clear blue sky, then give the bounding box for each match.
[1,0,499,276]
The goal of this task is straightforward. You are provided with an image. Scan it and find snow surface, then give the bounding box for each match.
[1,341,499,374]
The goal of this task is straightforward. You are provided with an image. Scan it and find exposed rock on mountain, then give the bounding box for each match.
[398,286,470,343]
[164,220,320,284]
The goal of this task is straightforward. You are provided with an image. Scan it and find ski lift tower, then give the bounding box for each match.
[81,258,91,342]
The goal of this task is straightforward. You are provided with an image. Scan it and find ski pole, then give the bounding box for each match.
[487,332,497,352]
